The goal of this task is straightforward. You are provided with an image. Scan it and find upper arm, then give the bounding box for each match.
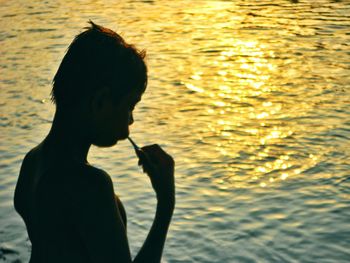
[71,167,132,263]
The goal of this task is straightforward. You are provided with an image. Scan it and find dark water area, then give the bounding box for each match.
[1,0,350,262]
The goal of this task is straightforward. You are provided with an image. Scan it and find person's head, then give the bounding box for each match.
[51,21,147,146]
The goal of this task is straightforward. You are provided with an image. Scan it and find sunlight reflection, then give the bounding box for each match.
[184,83,204,93]
[178,31,321,189]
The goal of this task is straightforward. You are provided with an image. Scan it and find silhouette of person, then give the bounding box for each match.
[14,21,175,263]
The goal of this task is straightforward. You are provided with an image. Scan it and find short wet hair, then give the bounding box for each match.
[51,21,147,109]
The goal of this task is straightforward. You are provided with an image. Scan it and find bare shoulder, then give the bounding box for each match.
[14,147,42,214]
[73,164,113,189]
[69,164,115,204]
[15,147,37,189]
[19,148,36,172]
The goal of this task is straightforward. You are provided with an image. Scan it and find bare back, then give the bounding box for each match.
[14,145,127,263]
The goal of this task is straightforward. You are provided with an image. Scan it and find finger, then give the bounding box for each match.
[139,155,158,176]
[141,160,155,175]
[141,144,167,155]
[141,145,169,164]
[136,149,152,166]
[135,148,144,159]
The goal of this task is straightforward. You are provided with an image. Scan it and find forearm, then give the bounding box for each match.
[133,202,174,263]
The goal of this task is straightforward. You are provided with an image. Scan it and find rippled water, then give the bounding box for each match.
[1,0,350,262]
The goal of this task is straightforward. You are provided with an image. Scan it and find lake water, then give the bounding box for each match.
[1,0,350,262]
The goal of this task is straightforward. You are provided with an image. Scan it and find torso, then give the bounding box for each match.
[14,144,127,263]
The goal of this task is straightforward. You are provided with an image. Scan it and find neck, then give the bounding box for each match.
[43,109,91,164]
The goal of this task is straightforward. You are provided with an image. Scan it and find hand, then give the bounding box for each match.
[135,144,175,208]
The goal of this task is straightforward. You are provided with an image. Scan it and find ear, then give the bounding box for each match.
[90,86,111,116]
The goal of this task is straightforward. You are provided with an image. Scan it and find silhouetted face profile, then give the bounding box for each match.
[90,87,142,147]
[50,21,147,147]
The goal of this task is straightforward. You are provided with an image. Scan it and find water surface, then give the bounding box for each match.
[1,0,350,262]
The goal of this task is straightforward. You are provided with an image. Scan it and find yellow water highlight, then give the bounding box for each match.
[184,35,326,188]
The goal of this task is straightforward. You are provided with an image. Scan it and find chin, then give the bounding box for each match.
[93,137,118,148]
[93,131,129,147]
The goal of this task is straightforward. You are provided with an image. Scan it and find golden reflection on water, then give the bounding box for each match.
[1,1,349,262]
[1,0,346,193]
[177,18,326,189]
